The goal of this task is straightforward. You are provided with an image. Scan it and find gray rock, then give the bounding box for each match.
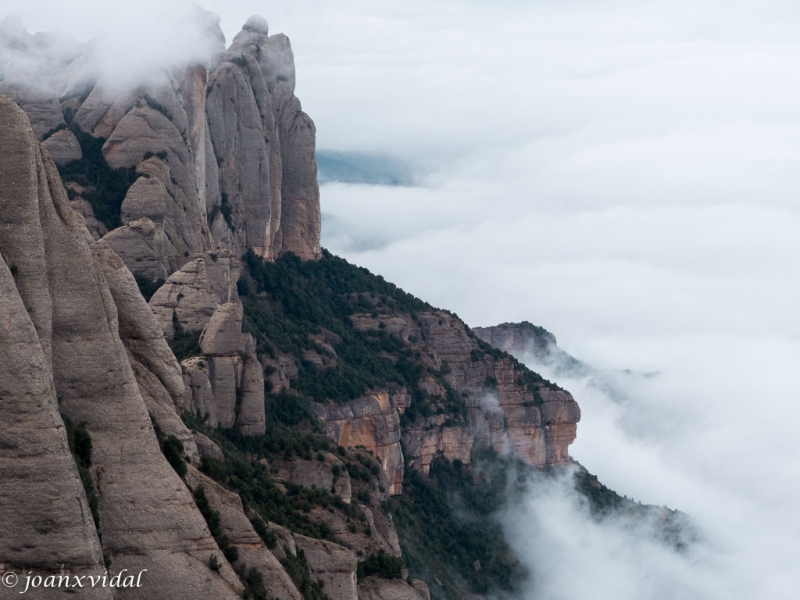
[91,241,198,464]
[181,358,219,427]
[0,226,110,598]
[293,535,358,600]
[200,302,243,355]
[121,176,169,224]
[277,454,351,503]
[0,93,243,600]
[193,432,225,463]
[102,217,172,281]
[207,356,239,429]
[238,351,267,435]
[0,82,63,139]
[358,577,428,600]
[269,523,297,562]
[149,257,221,338]
[185,467,303,600]
[42,127,82,165]
[206,57,272,257]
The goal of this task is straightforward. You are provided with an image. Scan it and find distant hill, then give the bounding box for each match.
[317,150,416,186]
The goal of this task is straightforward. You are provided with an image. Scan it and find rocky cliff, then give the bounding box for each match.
[0,10,321,282]
[0,10,584,600]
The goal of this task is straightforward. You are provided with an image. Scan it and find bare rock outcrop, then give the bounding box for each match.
[0,94,242,600]
[314,392,404,495]
[0,233,110,599]
[193,431,225,463]
[185,467,304,600]
[42,127,82,165]
[357,577,429,600]
[174,300,266,435]
[92,241,198,463]
[293,535,358,600]
[149,254,236,339]
[324,310,580,476]
[472,321,556,360]
[276,453,352,503]
[4,12,323,281]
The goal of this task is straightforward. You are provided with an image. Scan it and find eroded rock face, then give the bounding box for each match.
[5,12,322,278]
[178,301,266,435]
[314,392,404,496]
[92,241,199,464]
[42,127,82,165]
[357,576,429,600]
[185,467,303,600]
[0,227,110,599]
[321,310,580,479]
[293,535,358,600]
[472,321,557,360]
[276,454,352,503]
[0,94,242,600]
[153,256,214,331]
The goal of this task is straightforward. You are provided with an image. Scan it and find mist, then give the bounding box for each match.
[3,1,800,598]
[313,2,800,599]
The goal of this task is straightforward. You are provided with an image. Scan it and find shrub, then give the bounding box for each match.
[134,275,165,302]
[209,555,221,572]
[57,124,137,230]
[357,550,403,579]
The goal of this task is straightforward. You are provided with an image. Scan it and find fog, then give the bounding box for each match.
[314,3,800,598]
[4,1,800,598]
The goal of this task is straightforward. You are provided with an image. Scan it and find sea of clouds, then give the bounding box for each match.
[5,0,800,597]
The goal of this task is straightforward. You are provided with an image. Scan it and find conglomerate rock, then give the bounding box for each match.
[0,94,242,600]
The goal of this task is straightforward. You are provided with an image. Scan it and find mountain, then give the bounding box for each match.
[316,151,415,186]
[0,11,679,600]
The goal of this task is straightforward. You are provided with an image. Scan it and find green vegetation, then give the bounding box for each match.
[357,550,404,579]
[57,124,137,230]
[187,422,367,541]
[63,416,100,533]
[221,193,234,229]
[168,314,202,361]
[243,567,268,600]
[242,250,471,425]
[134,275,165,301]
[250,515,277,548]
[281,547,329,600]
[150,415,187,478]
[194,485,239,563]
[387,452,528,600]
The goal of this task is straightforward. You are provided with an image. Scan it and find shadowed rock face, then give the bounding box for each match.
[0,94,243,600]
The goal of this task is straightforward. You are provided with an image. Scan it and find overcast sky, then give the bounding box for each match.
[5,1,800,598]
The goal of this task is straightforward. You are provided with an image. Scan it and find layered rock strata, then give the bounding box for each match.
[316,310,581,490]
